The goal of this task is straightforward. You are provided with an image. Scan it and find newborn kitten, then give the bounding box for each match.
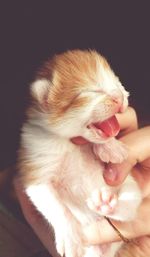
[18,50,142,257]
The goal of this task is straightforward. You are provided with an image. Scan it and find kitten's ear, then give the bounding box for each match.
[31,79,50,111]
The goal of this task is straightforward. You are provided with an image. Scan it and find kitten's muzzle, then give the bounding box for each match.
[108,89,124,113]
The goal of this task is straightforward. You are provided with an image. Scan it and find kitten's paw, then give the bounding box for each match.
[87,188,118,216]
[93,139,128,163]
[87,178,142,221]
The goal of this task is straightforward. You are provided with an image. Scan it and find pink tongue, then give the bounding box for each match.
[94,116,120,137]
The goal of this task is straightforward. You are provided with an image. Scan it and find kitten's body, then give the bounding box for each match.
[18,50,142,257]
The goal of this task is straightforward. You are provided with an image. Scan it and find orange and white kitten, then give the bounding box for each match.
[18,50,142,257]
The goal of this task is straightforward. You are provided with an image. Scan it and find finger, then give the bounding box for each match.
[104,126,150,186]
[83,197,150,245]
[116,106,138,135]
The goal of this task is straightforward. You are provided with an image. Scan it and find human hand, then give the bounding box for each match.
[83,108,150,246]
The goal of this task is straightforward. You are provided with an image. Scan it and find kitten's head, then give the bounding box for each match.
[30,50,129,143]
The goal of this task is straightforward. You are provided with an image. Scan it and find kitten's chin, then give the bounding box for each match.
[70,137,89,145]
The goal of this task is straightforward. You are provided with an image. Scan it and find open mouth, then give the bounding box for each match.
[71,116,120,145]
[88,115,120,138]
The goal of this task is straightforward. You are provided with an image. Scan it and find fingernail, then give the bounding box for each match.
[103,167,118,182]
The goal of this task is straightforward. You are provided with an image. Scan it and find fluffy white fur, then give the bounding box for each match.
[19,50,142,257]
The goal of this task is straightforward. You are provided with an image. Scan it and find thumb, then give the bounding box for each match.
[103,161,135,186]
[103,127,150,186]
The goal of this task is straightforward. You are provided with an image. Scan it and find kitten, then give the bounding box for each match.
[18,50,142,257]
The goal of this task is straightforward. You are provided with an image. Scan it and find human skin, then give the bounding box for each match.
[83,124,150,244]
[14,107,150,253]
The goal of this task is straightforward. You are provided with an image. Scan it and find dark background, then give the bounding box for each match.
[0,1,150,169]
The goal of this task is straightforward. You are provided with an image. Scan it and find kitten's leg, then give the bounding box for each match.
[26,183,84,257]
[93,138,128,163]
[87,175,142,221]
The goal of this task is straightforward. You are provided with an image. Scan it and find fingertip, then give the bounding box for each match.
[116,106,138,134]
[103,167,118,185]
[103,164,128,186]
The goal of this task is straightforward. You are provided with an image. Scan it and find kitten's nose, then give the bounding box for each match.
[109,89,123,111]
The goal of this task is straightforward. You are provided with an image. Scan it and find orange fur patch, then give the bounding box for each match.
[35,50,112,122]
